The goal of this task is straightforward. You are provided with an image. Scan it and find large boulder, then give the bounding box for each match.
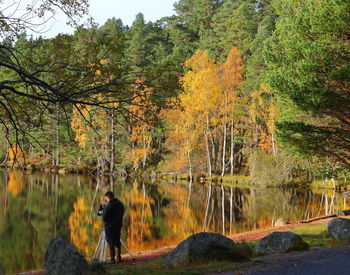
[254,232,308,255]
[45,238,88,275]
[328,218,350,240]
[163,232,251,268]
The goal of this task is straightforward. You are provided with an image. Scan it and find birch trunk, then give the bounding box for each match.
[53,104,60,166]
[221,91,228,176]
[230,119,234,175]
[221,184,225,234]
[186,138,193,181]
[110,113,116,173]
[205,115,212,179]
[221,121,227,177]
[203,183,212,230]
[142,135,147,169]
[230,187,233,234]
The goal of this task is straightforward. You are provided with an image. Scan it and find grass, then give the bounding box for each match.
[307,179,350,190]
[106,243,254,275]
[291,224,330,247]
[156,172,255,186]
[106,223,350,275]
[291,224,350,248]
[244,224,350,257]
[107,257,253,275]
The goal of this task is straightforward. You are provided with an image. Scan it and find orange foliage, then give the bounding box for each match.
[123,181,154,251]
[162,184,199,240]
[122,182,200,251]
[7,144,25,166]
[163,47,245,174]
[68,197,102,258]
[7,171,27,196]
[127,81,156,169]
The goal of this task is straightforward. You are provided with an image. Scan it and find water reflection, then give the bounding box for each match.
[0,169,348,274]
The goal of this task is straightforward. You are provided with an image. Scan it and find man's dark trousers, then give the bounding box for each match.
[106,230,121,260]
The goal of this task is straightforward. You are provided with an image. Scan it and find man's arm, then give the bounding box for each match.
[102,204,111,223]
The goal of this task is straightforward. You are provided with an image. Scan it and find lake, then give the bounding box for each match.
[0,169,347,274]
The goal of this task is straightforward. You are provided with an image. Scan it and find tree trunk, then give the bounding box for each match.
[221,91,228,176]
[230,119,234,175]
[110,113,116,173]
[187,138,193,181]
[205,115,212,179]
[221,184,225,235]
[203,183,212,230]
[142,135,147,169]
[208,133,216,171]
[229,187,233,234]
[53,104,60,166]
[271,128,277,156]
[93,137,102,169]
[221,122,227,177]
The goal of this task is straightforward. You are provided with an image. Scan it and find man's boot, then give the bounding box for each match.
[117,255,122,263]
[106,258,116,264]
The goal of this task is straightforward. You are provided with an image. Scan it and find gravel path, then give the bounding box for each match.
[213,245,350,275]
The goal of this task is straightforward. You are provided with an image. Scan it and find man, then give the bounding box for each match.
[102,191,124,264]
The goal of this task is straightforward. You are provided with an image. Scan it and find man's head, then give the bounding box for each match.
[104,191,114,202]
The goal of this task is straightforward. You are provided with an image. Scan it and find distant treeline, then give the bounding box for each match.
[1,0,349,184]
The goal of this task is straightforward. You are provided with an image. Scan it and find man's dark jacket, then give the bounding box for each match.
[103,198,124,243]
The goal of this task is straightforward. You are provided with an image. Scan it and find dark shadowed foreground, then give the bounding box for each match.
[218,245,350,275]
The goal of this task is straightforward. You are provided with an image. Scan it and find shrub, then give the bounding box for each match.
[248,150,298,185]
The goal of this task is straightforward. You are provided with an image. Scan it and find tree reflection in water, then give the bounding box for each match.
[0,169,348,274]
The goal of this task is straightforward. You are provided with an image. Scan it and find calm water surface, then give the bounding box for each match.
[0,169,347,274]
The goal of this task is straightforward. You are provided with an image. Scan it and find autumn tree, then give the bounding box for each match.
[127,81,157,170]
[181,50,221,178]
[165,47,244,177]
[217,47,244,175]
[249,83,278,155]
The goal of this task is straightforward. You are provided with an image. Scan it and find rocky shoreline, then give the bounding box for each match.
[17,213,350,275]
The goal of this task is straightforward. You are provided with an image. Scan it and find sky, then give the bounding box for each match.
[45,0,178,37]
[2,0,177,38]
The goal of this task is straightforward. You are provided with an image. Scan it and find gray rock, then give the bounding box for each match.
[45,237,88,275]
[254,232,308,255]
[328,218,350,240]
[163,232,250,268]
[336,210,350,216]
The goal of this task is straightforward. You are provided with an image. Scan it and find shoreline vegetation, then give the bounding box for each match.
[1,164,350,191]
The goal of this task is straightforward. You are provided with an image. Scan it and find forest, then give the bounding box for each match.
[0,0,349,185]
